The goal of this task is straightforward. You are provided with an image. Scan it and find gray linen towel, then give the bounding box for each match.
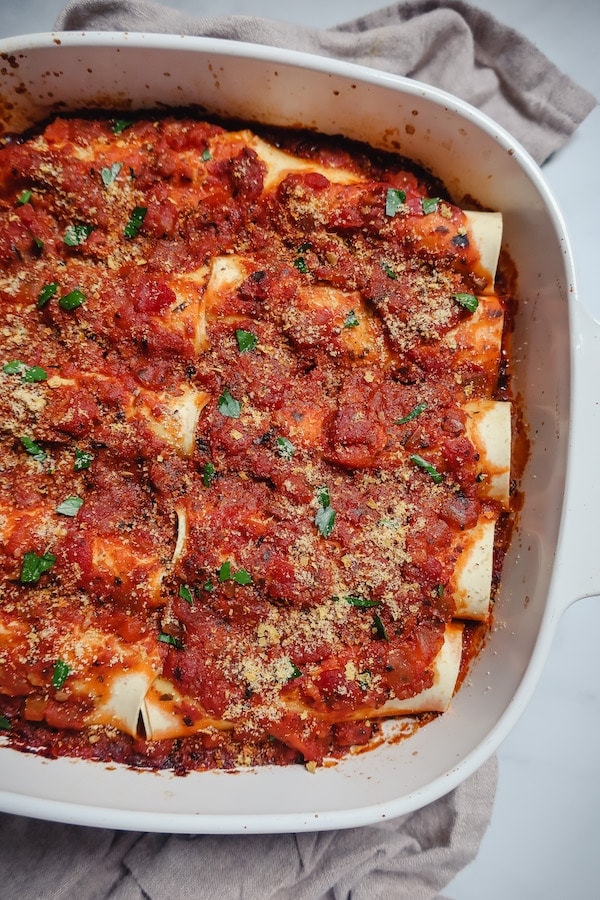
[0,756,497,899]
[0,2,594,898]
[53,0,597,163]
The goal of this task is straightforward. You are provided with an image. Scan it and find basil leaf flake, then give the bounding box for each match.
[59,289,86,312]
[315,486,335,538]
[372,614,389,641]
[124,206,147,239]
[454,292,479,313]
[4,360,47,383]
[22,365,48,383]
[394,402,427,425]
[451,232,470,249]
[20,550,56,584]
[51,659,70,690]
[410,453,444,484]
[158,632,183,649]
[64,223,94,246]
[288,662,302,680]
[74,447,94,471]
[356,670,372,689]
[294,256,309,274]
[21,435,46,462]
[232,568,252,586]
[343,309,359,328]
[317,486,330,507]
[421,197,440,215]
[112,119,133,134]
[217,389,241,418]
[56,496,84,517]
[0,714,10,730]
[179,584,194,605]
[218,561,231,582]
[217,561,252,585]
[381,261,397,280]
[16,189,32,205]
[235,329,258,353]
[202,461,216,487]
[346,595,380,609]
[276,436,295,461]
[2,360,22,375]
[101,162,123,186]
[385,187,406,217]
[36,281,58,309]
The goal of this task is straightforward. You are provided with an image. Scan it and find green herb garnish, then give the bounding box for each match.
[112,119,133,134]
[288,662,302,680]
[385,187,406,217]
[394,402,427,425]
[235,329,258,353]
[343,309,359,328]
[316,486,330,506]
[179,584,194,605]
[0,714,10,730]
[158,632,183,649]
[19,551,56,584]
[51,659,70,690]
[410,453,444,484]
[64,223,94,246]
[276,436,295,461]
[421,197,440,215]
[101,162,123,186]
[36,281,58,309]
[371,614,389,641]
[218,561,231,582]
[22,365,48,383]
[16,189,32,205]
[294,256,309,274]
[73,447,94,471]
[381,261,397,280]
[454,292,479,313]
[315,486,335,538]
[201,148,212,161]
[59,289,86,312]
[56,496,83,517]
[345,595,381,609]
[3,360,47,383]
[202,461,216,487]
[217,389,241,418]
[232,568,252,585]
[124,206,147,239]
[218,561,252,585]
[20,435,46,462]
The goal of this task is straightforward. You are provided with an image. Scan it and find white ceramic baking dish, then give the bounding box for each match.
[1,31,599,834]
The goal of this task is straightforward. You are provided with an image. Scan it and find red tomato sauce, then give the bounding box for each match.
[0,113,515,770]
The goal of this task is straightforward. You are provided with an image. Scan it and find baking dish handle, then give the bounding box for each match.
[554,300,600,611]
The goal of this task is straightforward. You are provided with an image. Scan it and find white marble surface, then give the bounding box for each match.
[1,2,599,898]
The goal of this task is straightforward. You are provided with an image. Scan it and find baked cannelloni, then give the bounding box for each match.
[0,114,514,769]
